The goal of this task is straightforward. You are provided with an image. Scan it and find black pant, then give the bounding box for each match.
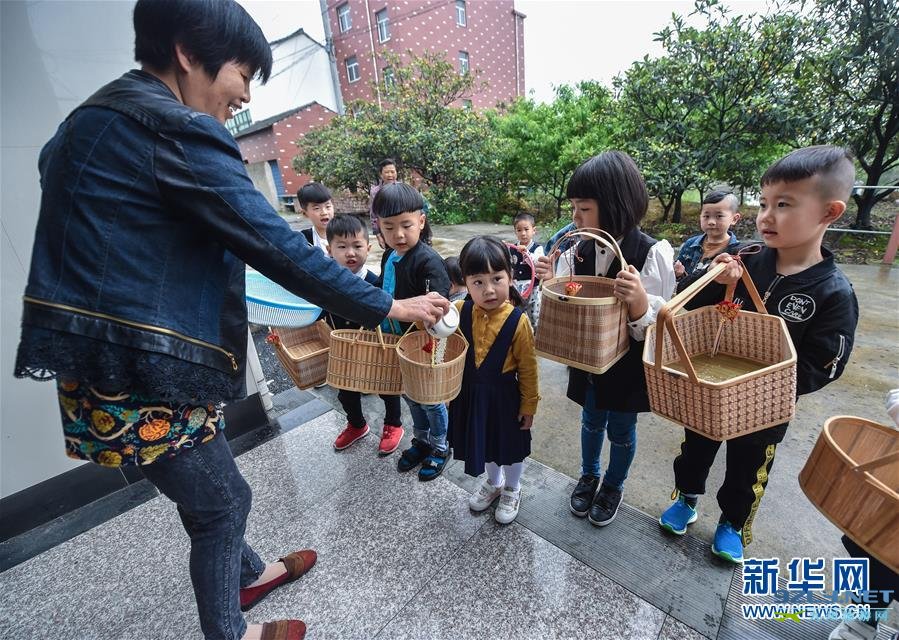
[673,422,789,544]
[842,535,899,627]
[337,389,401,429]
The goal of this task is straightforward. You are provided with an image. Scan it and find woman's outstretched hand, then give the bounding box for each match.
[387,292,449,325]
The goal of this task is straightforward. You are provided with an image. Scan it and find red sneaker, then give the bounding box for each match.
[334,423,369,450]
[378,424,405,456]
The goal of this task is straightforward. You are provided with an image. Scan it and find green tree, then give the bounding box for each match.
[493,82,616,217]
[805,0,899,228]
[615,1,815,221]
[295,50,503,222]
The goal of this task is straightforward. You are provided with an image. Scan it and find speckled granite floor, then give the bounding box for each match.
[1,398,887,640]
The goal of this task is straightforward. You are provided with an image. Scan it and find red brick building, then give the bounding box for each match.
[326,0,525,110]
[235,102,336,210]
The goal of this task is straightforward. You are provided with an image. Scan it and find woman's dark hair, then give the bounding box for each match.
[326,215,367,243]
[372,182,432,244]
[565,151,648,238]
[296,182,332,208]
[443,256,464,287]
[378,158,397,170]
[134,0,273,83]
[458,236,524,307]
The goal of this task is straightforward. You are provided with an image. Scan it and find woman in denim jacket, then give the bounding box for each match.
[13,2,447,639]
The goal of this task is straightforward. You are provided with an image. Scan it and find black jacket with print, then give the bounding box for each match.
[679,244,858,397]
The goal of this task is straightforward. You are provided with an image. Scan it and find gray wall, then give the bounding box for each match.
[1,1,137,498]
[245,161,281,211]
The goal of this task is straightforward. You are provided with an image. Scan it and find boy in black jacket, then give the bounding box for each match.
[374,183,452,481]
[321,215,405,456]
[659,146,860,563]
[296,182,334,254]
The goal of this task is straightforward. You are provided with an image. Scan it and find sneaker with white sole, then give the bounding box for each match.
[495,487,521,524]
[469,477,503,512]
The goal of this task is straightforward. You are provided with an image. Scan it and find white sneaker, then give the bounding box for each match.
[828,619,876,640]
[494,486,521,524]
[468,477,503,512]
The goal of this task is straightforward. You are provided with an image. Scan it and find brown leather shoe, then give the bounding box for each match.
[260,619,306,640]
[239,550,318,611]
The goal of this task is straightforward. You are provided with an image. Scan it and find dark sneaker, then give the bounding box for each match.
[397,438,432,472]
[569,474,599,517]
[418,449,448,481]
[588,483,622,527]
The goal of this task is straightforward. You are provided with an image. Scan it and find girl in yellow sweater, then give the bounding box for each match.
[448,236,540,524]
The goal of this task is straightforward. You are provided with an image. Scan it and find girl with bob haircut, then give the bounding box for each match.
[535,151,676,530]
[449,236,538,525]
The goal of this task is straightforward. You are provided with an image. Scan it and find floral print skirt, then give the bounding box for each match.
[57,379,222,467]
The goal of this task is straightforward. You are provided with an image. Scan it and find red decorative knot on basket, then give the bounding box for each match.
[422,338,436,354]
[714,299,742,320]
[564,281,583,297]
[265,332,281,346]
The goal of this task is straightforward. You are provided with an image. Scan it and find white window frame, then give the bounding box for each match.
[345,56,360,83]
[455,0,467,27]
[458,51,469,75]
[337,3,351,33]
[376,8,390,43]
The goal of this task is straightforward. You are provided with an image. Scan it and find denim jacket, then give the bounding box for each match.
[15,70,392,402]
[675,231,739,280]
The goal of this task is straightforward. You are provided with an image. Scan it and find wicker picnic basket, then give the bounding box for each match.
[268,320,331,389]
[326,326,403,395]
[396,330,468,404]
[643,262,797,441]
[535,228,630,374]
[799,416,899,573]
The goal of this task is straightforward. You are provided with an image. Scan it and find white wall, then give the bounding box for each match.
[242,31,338,123]
[1,1,137,498]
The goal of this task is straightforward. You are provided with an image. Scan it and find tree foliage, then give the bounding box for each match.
[493,82,616,217]
[295,50,504,222]
[614,1,812,221]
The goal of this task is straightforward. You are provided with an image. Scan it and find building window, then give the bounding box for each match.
[225,109,251,135]
[337,3,351,33]
[458,51,469,75]
[376,8,390,42]
[345,56,360,83]
[462,99,472,110]
[383,67,395,90]
[455,0,466,26]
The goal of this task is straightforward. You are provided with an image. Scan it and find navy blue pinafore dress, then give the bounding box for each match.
[448,300,532,477]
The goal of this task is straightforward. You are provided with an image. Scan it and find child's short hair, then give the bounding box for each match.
[459,236,524,307]
[761,145,856,202]
[514,212,536,226]
[443,256,464,287]
[702,190,739,212]
[296,182,332,209]
[326,215,367,243]
[372,183,432,244]
[565,151,648,239]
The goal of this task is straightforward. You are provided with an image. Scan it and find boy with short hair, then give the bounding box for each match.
[658,146,860,564]
[322,215,405,455]
[296,182,334,254]
[674,190,741,282]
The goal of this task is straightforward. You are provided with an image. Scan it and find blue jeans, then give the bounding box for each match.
[581,384,638,491]
[404,397,448,454]
[141,431,265,640]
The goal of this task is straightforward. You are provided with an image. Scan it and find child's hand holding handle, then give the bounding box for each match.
[710,253,743,285]
[614,265,648,320]
[534,251,557,280]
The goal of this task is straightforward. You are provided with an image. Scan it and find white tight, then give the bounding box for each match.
[485,461,524,490]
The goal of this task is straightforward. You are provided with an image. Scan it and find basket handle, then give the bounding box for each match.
[545,227,629,278]
[852,449,899,474]
[653,261,766,383]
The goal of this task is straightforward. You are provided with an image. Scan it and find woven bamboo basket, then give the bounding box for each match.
[268,320,330,389]
[396,330,469,404]
[535,228,630,374]
[326,326,403,395]
[643,262,797,440]
[799,416,899,573]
